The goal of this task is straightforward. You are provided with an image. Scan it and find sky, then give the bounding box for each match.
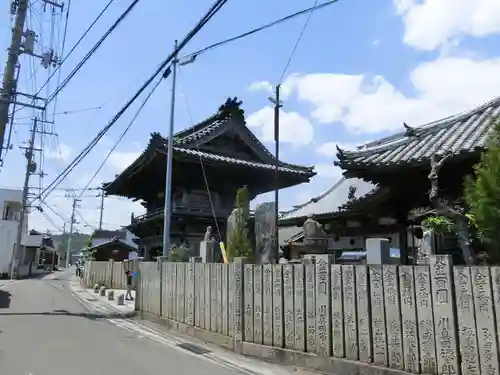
[1,0,500,235]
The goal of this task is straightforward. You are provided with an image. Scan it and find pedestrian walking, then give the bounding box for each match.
[125,269,134,300]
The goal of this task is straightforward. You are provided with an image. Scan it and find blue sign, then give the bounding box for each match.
[131,271,136,277]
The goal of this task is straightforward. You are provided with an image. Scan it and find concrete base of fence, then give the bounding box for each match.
[135,311,409,375]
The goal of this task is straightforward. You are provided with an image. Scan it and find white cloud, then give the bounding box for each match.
[45,142,73,161]
[395,0,500,51]
[246,106,314,145]
[248,81,273,93]
[107,150,140,171]
[281,56,500,134]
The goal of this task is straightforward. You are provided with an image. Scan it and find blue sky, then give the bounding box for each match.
[1,0,500,233]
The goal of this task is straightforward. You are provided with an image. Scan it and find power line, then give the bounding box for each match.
[279,0,319,83]
[78,75,164,199]
[15,106,102,120]
[34,0,116,97]
[45,0,140,105]
[183,0,340,60]
[41,201,70,222]
[33,0,230,206]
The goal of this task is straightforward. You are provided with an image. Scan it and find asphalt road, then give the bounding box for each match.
[0,270,287,375]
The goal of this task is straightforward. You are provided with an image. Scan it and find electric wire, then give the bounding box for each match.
[15,106,102,120]
[75,209,95,229]
[32,0,230,206]
[35,0,116,97]
[41,201,70,222]
[45,0,141,105]
[183,0,340,60]
[77,74,165,199]
[40,210,61,231]
[177,69,222,242]
[279,0,319,83]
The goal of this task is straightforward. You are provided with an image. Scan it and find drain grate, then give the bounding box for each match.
[176,342,212,355]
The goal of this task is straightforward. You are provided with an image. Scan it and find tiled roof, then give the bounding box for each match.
[170,147,313,176]
[279,177,377,222]
[336,96,500,168]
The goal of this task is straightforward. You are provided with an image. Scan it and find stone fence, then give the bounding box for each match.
[82,259,128,290]
[83,255,500,375]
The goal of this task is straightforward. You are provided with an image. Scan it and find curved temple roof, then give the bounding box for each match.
[104,97,316,195]
[335,95,500,168]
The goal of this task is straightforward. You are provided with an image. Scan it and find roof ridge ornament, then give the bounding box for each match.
[219,97,244,118]
[403,122,418,138]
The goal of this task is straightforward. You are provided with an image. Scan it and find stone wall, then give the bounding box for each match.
[85,255,500,375]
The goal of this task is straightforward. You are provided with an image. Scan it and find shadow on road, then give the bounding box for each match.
[0,308,130,320]
[0,290,11,308]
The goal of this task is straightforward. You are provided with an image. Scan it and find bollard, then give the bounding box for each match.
[93,284,100,293]
[99,286,106,297]
[107,290,115,301]
[117,293,125,306]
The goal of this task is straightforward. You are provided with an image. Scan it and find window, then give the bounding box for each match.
[2,201,21,221]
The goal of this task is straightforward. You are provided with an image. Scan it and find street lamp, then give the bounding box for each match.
[268,85,283,263]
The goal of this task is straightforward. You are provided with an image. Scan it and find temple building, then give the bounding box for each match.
[279,95,500,264]
[104,97,316,258]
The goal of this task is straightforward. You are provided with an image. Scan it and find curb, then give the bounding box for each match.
[68,278,136,318]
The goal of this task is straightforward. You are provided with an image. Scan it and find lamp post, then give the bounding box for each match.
[268,85,282,262]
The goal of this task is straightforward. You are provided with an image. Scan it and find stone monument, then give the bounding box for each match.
[200,225,217,263]
[254,202,278,264]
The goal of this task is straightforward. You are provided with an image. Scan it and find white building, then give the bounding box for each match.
[0,188,29,277]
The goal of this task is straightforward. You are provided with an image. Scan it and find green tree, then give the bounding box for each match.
[465,117,500,264]
[168,244,191,262]
[226,186,252,261]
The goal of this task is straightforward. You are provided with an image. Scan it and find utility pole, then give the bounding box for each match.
[269,85,282,263]
[162,40,178,258]
[66,196,80,268]
[11,117,37,279]
[0,0,29,159]
[0,0,64,164]
[98,190,105,230]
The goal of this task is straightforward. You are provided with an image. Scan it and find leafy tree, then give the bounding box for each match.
[167,243,191,262]
[465,117,500,264]
[226,186,252,261]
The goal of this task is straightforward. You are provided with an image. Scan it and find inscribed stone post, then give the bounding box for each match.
[294,264,306,351]
[233,258,245,344]
[180,263,186,323]
[490,267,500,364]
[210,263,218,332]
[216,263,223,333]
[331,264,344,358]
[254,202,277,263]
[262,264,273,346]
[303,257,316,353]
[273,264,284,348]
[221,264,229,336]
[253,265,263,344]
[453,266,479,375]
[356,265,372,363]
[228,263,235,337]
[244,263,254,343]
[414,265,437,375]
[165,262,174,319]
[315,255,332,356]
[194,262,202,327]
[185,261,195,326]
[399,266,419,373]
[471,266,499,375]
[429,255,459,375]
[343,264,358,360]
[204,263,211,330]
[283,264,295,349]
[369,265,387,366]
[383,264,403,370]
